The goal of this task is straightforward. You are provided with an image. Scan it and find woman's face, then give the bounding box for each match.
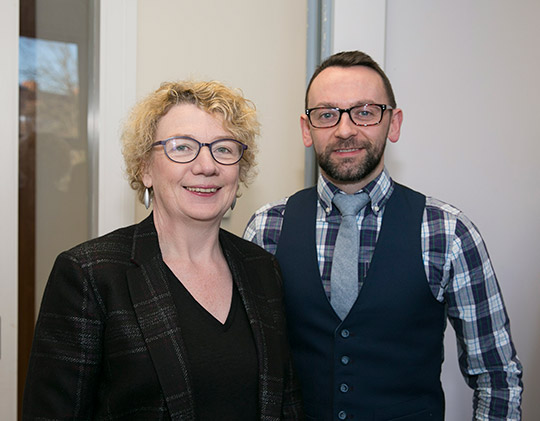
[142,103,240,226]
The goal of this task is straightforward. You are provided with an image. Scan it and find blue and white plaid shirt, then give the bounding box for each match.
[244,168,522,420]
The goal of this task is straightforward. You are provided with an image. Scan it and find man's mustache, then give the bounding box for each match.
[326,138,370,151]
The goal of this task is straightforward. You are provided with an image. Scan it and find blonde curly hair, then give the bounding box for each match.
[121,80,260,203]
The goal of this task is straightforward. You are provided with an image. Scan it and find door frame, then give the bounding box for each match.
[0,0,21,417]
[94,0,137,237]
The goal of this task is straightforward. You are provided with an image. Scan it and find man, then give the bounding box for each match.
[244,51,522,420]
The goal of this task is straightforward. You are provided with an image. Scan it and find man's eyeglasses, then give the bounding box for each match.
[305,104,393,128]
[151,136,247,165]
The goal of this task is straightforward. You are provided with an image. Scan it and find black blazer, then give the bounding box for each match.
[23,215,303,420]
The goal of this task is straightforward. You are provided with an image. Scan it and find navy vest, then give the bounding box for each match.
[275,184,446,421]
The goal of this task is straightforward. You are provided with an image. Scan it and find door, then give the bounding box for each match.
[9,0,137,417]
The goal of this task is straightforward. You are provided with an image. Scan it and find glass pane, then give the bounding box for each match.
[20,33,90,306]
[18,0,95,409]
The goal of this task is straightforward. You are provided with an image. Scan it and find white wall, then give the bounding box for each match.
[0,0,19,418]
[135,0,307,235]
[96,1,138,236]
[335,0,540,419]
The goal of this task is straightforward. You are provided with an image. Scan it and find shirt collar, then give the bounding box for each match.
[317,167,394,216]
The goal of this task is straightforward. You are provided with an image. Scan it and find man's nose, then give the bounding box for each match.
[334,111,357,138]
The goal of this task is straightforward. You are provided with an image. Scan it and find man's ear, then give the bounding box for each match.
[388,108,403,143]
[300,114,313,147]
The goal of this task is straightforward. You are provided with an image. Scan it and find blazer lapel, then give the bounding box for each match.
[219,231,278,418]
[126,215,196,421]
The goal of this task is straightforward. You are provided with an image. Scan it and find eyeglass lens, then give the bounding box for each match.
[310,105,384,127]
[165,137,244,165]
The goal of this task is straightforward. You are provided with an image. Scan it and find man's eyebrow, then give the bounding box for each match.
[309,100,378,108]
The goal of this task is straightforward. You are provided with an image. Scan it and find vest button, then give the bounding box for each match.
[340,383,349,393]
[341,355,350,365]
[338,410,347,419]
[340,329,350,338]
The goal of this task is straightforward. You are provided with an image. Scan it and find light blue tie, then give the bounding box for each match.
[330,192,370,320]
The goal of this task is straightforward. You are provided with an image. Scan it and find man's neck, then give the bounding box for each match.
[321,167,384,194]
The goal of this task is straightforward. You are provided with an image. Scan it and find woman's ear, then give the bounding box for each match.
[141,159,153,188]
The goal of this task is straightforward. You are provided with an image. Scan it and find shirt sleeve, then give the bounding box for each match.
[429,204,523,419]
[243,199,288,255]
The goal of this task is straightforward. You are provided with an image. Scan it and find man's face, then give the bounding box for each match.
[301,66,403,192]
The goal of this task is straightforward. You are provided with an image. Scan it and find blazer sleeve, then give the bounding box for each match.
[22,251,104,420]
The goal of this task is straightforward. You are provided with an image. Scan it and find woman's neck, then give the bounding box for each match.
[152,210,223,266]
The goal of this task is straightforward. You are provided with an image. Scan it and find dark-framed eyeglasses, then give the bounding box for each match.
[305,104,393,128]
[151,136,247,165]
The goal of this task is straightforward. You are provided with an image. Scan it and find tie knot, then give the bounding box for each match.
[333,192,370,216]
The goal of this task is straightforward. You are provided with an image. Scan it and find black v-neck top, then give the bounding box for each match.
[165,266,259,420]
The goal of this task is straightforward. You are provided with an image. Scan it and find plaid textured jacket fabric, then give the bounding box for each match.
[23,214,303,420]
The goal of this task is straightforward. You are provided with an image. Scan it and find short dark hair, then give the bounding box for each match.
[305,50,397,109]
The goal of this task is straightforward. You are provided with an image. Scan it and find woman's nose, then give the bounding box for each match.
[192,146,219,174]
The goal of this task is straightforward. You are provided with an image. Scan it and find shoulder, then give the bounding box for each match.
[41,223,142,319]
[424,196,462,222]
[424,196,483,242]
[425,196,461,216]
[221,229,276,261]
[221,230,289,324]
[243,197,289,252]
[63,223,138,262]
[221,229,283,292]
[390,180,484,248]
[65,225,138,256]
[250,197,289,221]
[389,181,464,222]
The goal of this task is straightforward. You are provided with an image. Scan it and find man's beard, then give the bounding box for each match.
[315,137,386,183]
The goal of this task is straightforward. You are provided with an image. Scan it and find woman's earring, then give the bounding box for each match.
[144,188,152,210]
[230,197,237,211]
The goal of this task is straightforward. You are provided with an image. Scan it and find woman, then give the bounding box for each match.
[23,81,303,420]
